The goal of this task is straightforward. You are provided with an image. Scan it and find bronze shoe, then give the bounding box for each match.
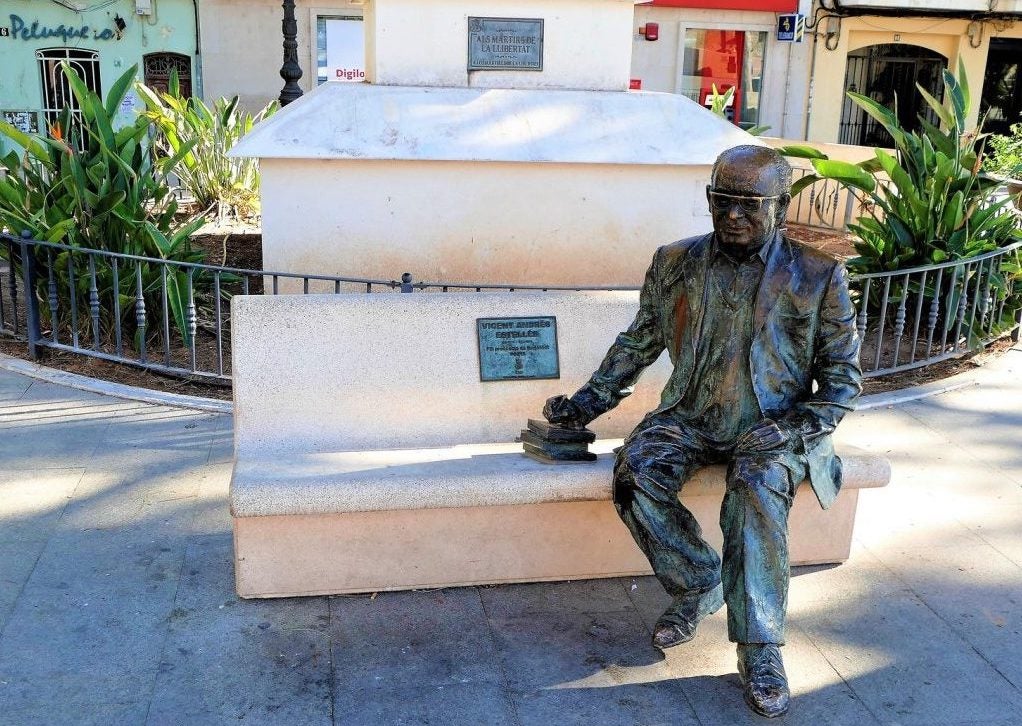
[651,584,723,651]
[737,643,790,718]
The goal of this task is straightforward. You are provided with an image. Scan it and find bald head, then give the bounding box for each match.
[711,145,792,195]
[706,145,792,250]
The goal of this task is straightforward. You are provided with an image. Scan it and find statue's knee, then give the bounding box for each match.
[728,457,792,500]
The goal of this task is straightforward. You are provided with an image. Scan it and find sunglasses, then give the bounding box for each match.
[706,188,783,213]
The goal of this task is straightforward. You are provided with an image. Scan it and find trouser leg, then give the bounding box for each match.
[613,422,721,602]
[720,453,806,644]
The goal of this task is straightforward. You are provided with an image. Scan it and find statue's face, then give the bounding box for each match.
[707,157,790,249]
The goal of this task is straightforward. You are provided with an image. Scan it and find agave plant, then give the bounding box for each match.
[137,75,278,222]
[780,59,1020,274]
[0,63,206,346]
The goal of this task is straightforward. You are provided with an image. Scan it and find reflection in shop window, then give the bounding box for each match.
[316,16,365,85]
[681,29,766,131]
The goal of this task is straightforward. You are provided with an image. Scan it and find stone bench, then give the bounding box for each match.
[230,292,890,598]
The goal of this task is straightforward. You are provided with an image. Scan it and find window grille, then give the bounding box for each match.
[36,48,101,147]
[143,53,192,97]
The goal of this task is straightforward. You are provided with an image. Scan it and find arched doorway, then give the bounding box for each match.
[838,44,947,146]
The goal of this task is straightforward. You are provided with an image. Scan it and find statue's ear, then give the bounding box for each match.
[775,193,791,222]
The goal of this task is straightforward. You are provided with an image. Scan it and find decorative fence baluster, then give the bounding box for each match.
[187,267,197,372]
[47,249,59,344]
[67,250,79,348]
[111,259,122,356]
[161,265,171,365]
[925,268,942,357]
[135,262,147,363]
[873,276,892,371]
[88,253,100,350]
[952,263,972,352]
[214,271,224,376]
[856,278,871,343]
[940,265,959,353]
[7,237,18,334]
[891,273,909,367]
[909,270,927,364]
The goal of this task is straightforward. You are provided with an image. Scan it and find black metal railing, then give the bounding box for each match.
[2,232,1020,383]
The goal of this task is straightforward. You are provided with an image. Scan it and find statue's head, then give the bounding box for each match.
[706,145,792,249]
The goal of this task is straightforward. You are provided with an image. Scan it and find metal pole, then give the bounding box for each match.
[278,0,303,106]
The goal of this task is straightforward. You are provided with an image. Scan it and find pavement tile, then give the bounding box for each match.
[513,681,700,726]
[329,587,503,691]
[0,468,83,542]
[655,613,879,726]
[187,462,233,535]
[488,608,672,692]
[206,413,234,465]
[0,540,45,633]
[480,577,636,618]
[800,591,1022,724]
[0,699,148,726]
[0,371,32,401]
[621,575,674,632]
[334,682,518,726]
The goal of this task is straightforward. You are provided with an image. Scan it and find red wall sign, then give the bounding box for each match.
[641,1,796,10]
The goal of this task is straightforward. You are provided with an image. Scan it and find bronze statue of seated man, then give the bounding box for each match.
[543,145,862,718]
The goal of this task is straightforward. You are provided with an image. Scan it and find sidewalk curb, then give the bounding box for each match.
[0,350,1005,416]
[0,354,231,413]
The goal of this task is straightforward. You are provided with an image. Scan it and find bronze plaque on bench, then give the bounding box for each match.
[477,316,559,382]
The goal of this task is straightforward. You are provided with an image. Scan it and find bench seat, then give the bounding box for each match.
[230,442,889,598]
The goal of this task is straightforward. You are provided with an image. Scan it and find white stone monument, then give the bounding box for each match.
[231,0,757,288]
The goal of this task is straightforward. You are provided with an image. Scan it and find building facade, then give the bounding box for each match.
[0,0,199,142]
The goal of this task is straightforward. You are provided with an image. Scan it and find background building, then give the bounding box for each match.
[0,0,199,140]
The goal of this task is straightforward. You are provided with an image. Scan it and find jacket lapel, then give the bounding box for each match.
[754,232,794,334]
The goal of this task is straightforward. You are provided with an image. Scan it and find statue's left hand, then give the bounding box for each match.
[735,419,798,453]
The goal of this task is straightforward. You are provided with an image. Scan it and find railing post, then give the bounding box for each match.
[19,232,41,359]
[400,273,414,293]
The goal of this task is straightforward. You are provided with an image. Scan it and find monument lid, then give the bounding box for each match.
[230,82,759,166]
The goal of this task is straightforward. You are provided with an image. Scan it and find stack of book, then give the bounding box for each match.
[520,418,597,463]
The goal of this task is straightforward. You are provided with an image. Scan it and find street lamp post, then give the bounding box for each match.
[279,0,303,105]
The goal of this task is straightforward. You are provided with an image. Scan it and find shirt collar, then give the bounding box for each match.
[712,230,778,265]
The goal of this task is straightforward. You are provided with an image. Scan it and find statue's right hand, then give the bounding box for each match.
[543,395,591,429]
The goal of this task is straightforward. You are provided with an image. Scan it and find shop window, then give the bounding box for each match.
[36,48,101,145]
[316,16,365,84]
[681,29,766,130]
[144,53,192,98]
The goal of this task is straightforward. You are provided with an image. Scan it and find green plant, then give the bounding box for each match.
[137,75,278,222]
[985,122,1022,179]
[707,84,770,136]
[0,63,206,346]
[781,59,1020,274]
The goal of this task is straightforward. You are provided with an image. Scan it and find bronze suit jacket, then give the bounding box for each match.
[573,232,863,509]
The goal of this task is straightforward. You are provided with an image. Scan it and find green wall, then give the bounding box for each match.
[1,0,198,148]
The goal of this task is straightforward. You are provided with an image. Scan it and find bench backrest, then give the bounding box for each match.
[232,292,672,457]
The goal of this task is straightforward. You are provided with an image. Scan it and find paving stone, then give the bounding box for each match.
[878,543,1022,690]
[330,587,503,692]
[479,577,636,618]
[188,462,233,535]
[512,680,700,726]
[0,468,83,542]
[334,682,518,726]
[0,541,44,634]
[0,529,184,718]
[0,370,32,401]
[661,615,880,726]
[206,414,234,465]
[58,466,203,533]
[488,608,672,692]
[621,575,673,632]
[0,699,148,726]
[800,591,1022,724]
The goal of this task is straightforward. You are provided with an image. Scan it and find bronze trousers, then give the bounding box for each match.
[613,413,807,645]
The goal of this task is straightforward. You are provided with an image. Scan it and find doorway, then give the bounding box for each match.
[838,43,947,146]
